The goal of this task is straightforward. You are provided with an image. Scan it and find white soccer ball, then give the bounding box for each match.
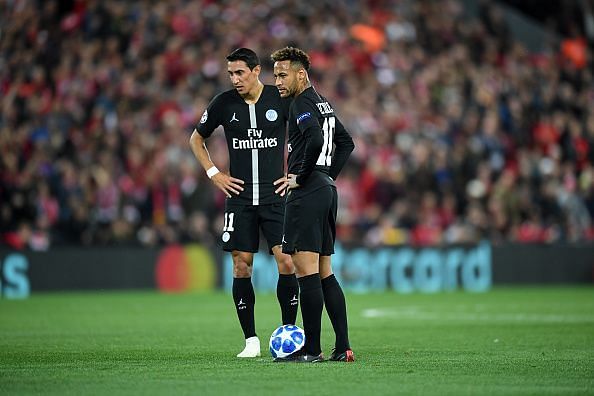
[269,324,305,358]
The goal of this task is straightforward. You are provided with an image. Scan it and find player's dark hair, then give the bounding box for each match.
[226,48,260,70]
[270,47,311,71]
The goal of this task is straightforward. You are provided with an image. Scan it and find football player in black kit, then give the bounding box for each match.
[271,47,355,362]
[189,48,298,358]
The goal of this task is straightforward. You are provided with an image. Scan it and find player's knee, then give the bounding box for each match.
[276,254,295,275]
[233,261,252,277]
[232,253,253,277]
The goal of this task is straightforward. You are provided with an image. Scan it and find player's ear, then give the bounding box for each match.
[298,68,305,82]
[253,64,262,75]
[302,69,309,83]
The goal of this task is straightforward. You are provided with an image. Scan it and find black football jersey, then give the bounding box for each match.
[287,86,354,197]
[197,85,290,205]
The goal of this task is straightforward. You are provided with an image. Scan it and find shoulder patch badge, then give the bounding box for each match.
[296,112,311,124]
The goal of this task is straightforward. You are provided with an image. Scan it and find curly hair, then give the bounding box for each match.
[270,47,310,71]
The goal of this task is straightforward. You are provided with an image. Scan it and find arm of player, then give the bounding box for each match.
[329,118,355,180]
[189,129,244,198]
[295,125,324,186]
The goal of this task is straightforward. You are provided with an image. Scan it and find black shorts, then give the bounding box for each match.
[282,185,337,255]
[221,202,284,254]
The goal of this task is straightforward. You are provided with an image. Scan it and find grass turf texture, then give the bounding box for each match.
[1,288,593,395]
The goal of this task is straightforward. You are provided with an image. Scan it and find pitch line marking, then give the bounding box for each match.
[361,308,594,323]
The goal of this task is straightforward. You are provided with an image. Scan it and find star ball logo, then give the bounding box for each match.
[296,112,311,124]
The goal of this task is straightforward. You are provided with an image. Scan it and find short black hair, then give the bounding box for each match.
[270,47,310,71]
[226,48,260,70]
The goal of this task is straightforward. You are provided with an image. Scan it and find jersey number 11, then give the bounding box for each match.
[316,116,335,166]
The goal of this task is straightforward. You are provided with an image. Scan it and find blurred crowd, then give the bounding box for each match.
[1,0,594,250]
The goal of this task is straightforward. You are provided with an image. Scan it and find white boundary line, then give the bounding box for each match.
[361,307,594,323]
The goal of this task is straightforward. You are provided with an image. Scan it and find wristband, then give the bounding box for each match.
[206,166,220,179]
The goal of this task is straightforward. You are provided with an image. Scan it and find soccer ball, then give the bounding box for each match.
[269,324,305,358]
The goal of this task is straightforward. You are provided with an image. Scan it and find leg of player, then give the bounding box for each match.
[293,251,324,360]
[232,250,260,358]
[271,246,299,325]
[320,256,354,362]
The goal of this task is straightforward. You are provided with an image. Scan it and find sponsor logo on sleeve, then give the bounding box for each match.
[296,112,311,125]
[200,110,208,124]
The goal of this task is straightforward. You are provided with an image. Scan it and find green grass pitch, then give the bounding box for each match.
[1,287,593,395]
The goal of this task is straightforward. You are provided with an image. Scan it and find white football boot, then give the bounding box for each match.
[236,336,261,358]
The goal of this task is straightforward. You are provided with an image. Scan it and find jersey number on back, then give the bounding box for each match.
[316,116,335,166]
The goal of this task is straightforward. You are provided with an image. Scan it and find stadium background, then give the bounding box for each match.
[1,1,593,395]
[0,0,593,289]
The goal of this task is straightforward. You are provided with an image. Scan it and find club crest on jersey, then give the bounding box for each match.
[200,110,208,124]
[266,109,278,121]
[296,112,311,124]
